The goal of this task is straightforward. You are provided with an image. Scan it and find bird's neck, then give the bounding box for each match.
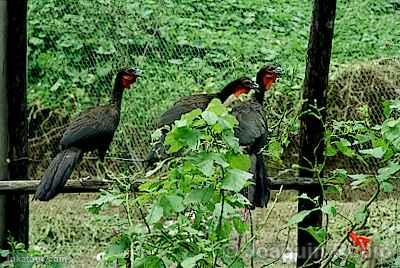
[254,87,265,105]
[217,82,240,102]
[110,80,124,111]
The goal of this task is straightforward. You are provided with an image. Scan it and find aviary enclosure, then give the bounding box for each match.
[0,0,399,267]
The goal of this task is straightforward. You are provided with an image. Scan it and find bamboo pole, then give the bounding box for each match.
[0,177,320,194]
[0,0,8,247]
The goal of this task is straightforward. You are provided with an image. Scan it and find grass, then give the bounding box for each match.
[30,193,400,267]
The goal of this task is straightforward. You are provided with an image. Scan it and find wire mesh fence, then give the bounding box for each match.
[27,0,400,181]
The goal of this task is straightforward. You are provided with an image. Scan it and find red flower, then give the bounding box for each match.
[348,230,370,254]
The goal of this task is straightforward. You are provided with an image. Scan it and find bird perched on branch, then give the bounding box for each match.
[231,64,282,208]
[34,67,142,201]
[145,77,259,168]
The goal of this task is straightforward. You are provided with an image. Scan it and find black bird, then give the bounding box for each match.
[231,64,281,208]
[146,77,259,167]
[34,67,142,201]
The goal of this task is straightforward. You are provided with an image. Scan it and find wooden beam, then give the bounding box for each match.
[0,0,8,247]
[0,177,320,194]
[5,0,29,248]
[297,1,336,267]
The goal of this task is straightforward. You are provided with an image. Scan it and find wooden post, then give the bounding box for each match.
[5,0,29,248]
[0,0,8,247]
[297,0,336,267]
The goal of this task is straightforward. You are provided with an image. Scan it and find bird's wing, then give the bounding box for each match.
[158,94,216,127]
[231,101,267,148]
[60,105,119,149]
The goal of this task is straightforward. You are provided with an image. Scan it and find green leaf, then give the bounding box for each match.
[268,138,283,160]
[202,110,219,125]
[146,205,163,224]
[160,194,185,214]
[0,249,10,257]
[377,161,400,181]
[382,181,394,193]
[359,147,385,158]
[181,254,204,268]
[182,108,201,124]
[325,143,337,157]
[349,174,370,188]
[233,216,248,234]
[221,169,253,192]
[206,98,228,116]
[226,152,251,171]
[186,187,214,204]
[288,209,316,225]
[106,235,130,256]
[321,204,337,217]
[382,118,400,151]
[134,256,165,268]
[354,209,368,225]
[335,139,354,157]
[165,126,200,153]
[305,226,327,243]
[190,152,216,177]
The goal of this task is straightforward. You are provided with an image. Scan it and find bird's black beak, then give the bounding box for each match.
[250,81,259,90]
[130,67,142,77]
[275,66,283,77]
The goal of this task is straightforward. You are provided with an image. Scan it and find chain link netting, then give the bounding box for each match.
[27,0,399,181]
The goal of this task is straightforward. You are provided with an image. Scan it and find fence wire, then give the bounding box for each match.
[27,0,399,181]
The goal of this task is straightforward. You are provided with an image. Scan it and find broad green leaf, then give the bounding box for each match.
[181,108,202,123]
[382,118,400,151]
[321,204,337,217]
[105,235,130,256]
[186,187,214,204]
[163,194,185,213]
[268,138,283,160]
[377,161,400,181]
[382,181,394,192]
[226,152,251,171]
[181,254,204,268]
[349,174,370,188]
[335,139,354,157]
[359,147,385,158]
[206,98,227,116]
[288,209,316,225]
[202,110,219,125]
[134,256,165,268]
[221,169,252,192]
[305,226,327,243]
[325,143,337,157]
[146,205,163,224]
[354,209,368,225]
[233,216,248,234]
[165,127,200,153]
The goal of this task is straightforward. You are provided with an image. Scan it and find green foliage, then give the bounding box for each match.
[0,240,63,268]
[289,100,400,267]
[87,99,254,267]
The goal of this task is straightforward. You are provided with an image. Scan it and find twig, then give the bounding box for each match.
[249,210,255,268]
[213,190,225,268]
[229,186,284,267]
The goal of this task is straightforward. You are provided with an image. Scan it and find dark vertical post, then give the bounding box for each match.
[5,0,29,248]
[297,0,336,267]
[0,0,8,248]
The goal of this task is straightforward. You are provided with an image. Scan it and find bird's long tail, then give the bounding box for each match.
[248,153,270,209]
[34,147,82,201]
